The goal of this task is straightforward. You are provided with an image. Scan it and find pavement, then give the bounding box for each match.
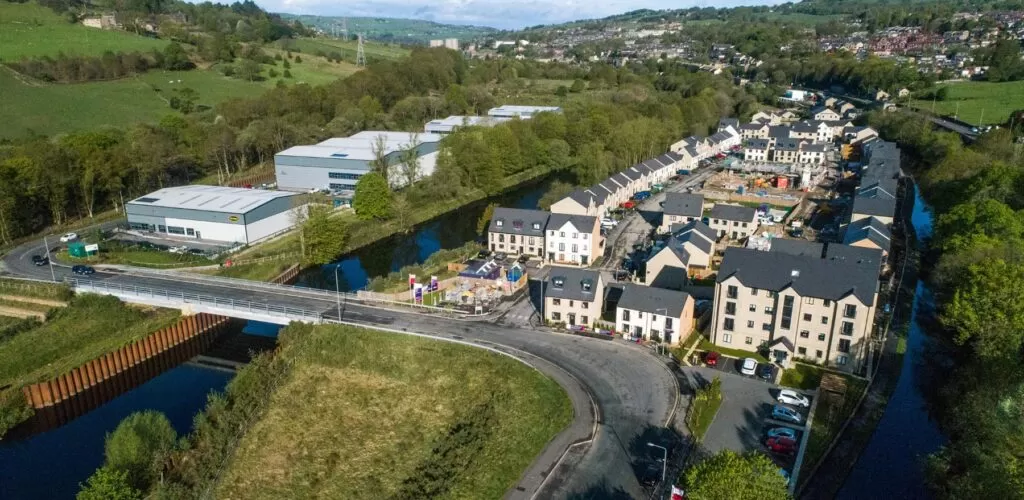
[2,230,680,500]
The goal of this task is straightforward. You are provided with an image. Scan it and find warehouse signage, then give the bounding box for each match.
[228,215,240,222]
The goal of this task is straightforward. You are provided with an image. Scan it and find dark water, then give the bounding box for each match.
[0,365,232,500]
[837,185,945,499]
[295,176,555,291]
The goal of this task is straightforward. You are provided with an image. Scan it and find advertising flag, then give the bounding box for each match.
[408,274,416,288]
[414,283,423,303]
[430,275,438,291]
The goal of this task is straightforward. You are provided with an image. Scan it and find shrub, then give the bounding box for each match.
[103,411,177,491]
[77,467,141,500]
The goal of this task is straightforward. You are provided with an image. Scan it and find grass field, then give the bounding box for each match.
[260,47,360,86]
[0,67,270,139]
[0,2,168,61]
[284,37,410,62]
[0,278,72,301]
[908,80,1024,125]
[216,325,572,499]
[0,294,178,389]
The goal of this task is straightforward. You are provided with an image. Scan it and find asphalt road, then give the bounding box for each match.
[2,236,679,499]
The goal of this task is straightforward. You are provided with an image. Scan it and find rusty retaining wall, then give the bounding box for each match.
[270,263,301,285]
[14,313,229,435]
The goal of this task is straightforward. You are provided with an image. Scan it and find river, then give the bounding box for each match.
[836,185,946,499]
[295,176,556,291]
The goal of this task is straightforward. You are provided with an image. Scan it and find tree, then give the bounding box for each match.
[397,136,422,187]
[570,79,586,92]
[237,59,261,81]
[297,204,347,265]
[538,181,576,210]
[352,172,392,221]
[683,450,790,500]
[943,258,1024,360]
[477,202,496,235]
[162,42,193,71]
[282,59,291,69]
[368,133,392,182]
[77,467,141,500]
[103,410,177,491]
[294,55,302,63]
[283,69,292,78]
[555,85,568,97]
[175,87,198,114]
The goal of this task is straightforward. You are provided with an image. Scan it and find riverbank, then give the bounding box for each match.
[797,177,924,497]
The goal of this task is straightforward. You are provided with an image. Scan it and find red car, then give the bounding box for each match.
[765,437,797,455]
[620,201,636,210]
[704,351,720,367]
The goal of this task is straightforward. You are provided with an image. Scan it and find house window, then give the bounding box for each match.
[745,337,753,345]
[816,350,823,358]
[725,302,736,315]
[581,302,588,309]
[836,354,848,365]
[499,234,505,243]
[722,333,733,343]
[569,300,574,307]
[844,304,857,318]
[186,228,195,236]
[727,285,738,299]
[838,339,851,353]
[762,323,772,331]
[751,288,758,296]
[821,316,828,325]
[623,310,631,321]
[581,315,588,324]
[552,312,561,321]
[724,318,734,331]
[529,237,535,245]
[549,230,555,236]
[804,297,815,305]
[747,320,755,328]
[798,347,807,355]
[803,313,812,321]
[764,306,773,314]
[665,318,673,330]
[558,243,565,251]
[818,333,827,341]
[572,233,578,239]
[800,330,809,338]
[748,304,756,312]
[496,220,504,227]
[560,232,565,237]
[167,226,185,235]
[571,244,578,253]
[824,299,832,306]
[552,299,561,305]
[842,321,854,336]
[742,222,748,228]
[533,222,541,230]
[510,235,516,244]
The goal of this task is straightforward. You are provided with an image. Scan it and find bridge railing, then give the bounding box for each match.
[66,277,324,323]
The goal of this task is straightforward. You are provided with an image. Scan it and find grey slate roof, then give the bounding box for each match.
[746,138,771,150]
[709,130,734,144]
[791,122,820,133]
[548,213,597,233]
[662,193,704,218]
[618,283,691,318]
[586,186,609,205]
[624,167,644,181]
[546,266,602,301]
[842,217,892,252]
[648,266,689,290]
[564,190,595,208]
[671,221,716,254]
[489,207,550,236]
[665,151,684,163]
[684,145,700,158]
[719,118,740,131]
[612,173,633,187]
[809,105,828,115]
[710,204,757,222]
[776,139,803,151]
[826,242,885,269]
[856,182,896,200]
[656,153,676,166]
[740,122,767,131]
[641,159,663,172]
[768,126,791,139]
[802,143,829,153]
[717,247,878,304]
[598,179,622,194]
[852,196,897,218]
[768,238,825,258]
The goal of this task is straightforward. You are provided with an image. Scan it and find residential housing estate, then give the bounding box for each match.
[616,284,695,345]
[543,267,604,328]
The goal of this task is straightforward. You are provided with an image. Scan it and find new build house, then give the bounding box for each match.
[708,204,759,240]
[544,267,605,328]
[487,208,549,257]
[710,247,880,373]
[616,284,695,345]
[645,220,716,288]
[546,213,603,266]
[659,193,705,232]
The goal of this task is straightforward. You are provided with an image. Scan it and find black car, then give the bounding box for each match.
[31,255,48,266]
[71,265,95,275]
[758,363,775,381]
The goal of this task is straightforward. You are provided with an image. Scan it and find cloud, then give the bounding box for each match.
[257,0,783,29]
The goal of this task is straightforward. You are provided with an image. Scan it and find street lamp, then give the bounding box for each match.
[42,235,56,282]
[654,307,669,355]
[647,442,667,484]
[333,263,343,321]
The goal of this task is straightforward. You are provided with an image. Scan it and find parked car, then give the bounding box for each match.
[494,252,508,261]
[71,265,95,275]
[767,427,798,440]
[740,357,758,376]
[777,389,811,408]
[772,405,803,424]
[600,217,618,227]
[187,248,205,256]
[620,201,636,210]
[31,255,48,266]
[705,351,720,367]
[633,191,652,201]
[59,232,78,243]
[168,246,188,254]
[765,437,797,455]
[477,250,492,259]
[758,363,775,381]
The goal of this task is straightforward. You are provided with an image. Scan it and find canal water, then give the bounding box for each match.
[295,176,556,291]
[836,185,946,499]
[0,321,282,500]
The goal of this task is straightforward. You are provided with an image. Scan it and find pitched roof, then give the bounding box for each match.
[612,173,633,187]
[852,196,897,218]
[648,265,689,290]
[623,167,644,181]
[564,190,595,208]
[671,220,716,255]
[825,242,885,269]
[746,138,771,150]
[586,186,609,205]
[768,238,824,258]
[776,139,803,151]
[684,145,700,157]
[662,192,704,217]
[717,247,878,304]
[489,207,550,236]
[801,143,829,153]
[768,126,791,139]
[740,122,768,131]
[856,182,896,200]
[719,118,740,130]
[842,217,892,252]
[546,266,603,301]
[617,284,691,318]
[710,204,757,222]
[791,122,820,133]
[548,213,597,233]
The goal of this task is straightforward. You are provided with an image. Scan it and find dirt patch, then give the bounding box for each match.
[0,295,67,308]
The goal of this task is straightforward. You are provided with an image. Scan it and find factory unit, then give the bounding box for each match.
[273,131,442,193]
[487,105,562,119]
[125,185,304,245]
[424,115,511,135]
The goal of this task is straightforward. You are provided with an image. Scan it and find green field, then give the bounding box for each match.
[0,68,271,139]
[908,80,1024,125]
[0,2,167,61]
[284,37,410,61]
[261,47,360,86]
[216,324,572,499]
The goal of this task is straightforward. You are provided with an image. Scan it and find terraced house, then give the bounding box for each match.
[708,204,758,240]
[543,267,604,328]
[659,193,705,232]
[546,214,603,266]
[487,208,549,257]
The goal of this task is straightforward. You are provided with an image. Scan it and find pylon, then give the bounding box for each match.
[356,34,366,67]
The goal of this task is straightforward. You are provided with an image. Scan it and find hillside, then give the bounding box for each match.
[281,14,497,44]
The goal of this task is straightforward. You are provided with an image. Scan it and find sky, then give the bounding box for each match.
[266,0,785,30]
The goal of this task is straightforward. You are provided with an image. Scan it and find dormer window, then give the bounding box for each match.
[581,279,593,292]
[532,222,541,230]
[513,220,523,230]
[495,219,504,227]
[552,277,565,288]
[791,269,800,277]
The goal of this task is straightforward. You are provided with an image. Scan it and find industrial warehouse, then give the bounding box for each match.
[273,131,442,194]
[125,185,304,245]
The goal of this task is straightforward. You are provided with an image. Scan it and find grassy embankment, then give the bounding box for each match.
[58,237,216,268]
[211,324,572,499]
[907,80,1024,125]
[687,376,723,441]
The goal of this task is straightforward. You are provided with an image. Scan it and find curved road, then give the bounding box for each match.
[2,237,679,499]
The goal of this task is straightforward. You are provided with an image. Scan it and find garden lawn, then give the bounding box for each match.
[216,325,572,500]
[0,294,179,388]
[698,339,769,363]
[908,80,1024,125]
[779,362,825,390]
[0,2,167,61]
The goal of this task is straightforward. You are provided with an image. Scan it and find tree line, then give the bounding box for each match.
[869,111,1024,498]
[6,41,194,83]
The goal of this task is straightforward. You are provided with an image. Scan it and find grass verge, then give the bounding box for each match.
[0,278,73,301]
[687,376,723,441]
[779,362,825,390]
[206,261,295,282]
[698,338,769,363]
[210,324,572,499]
[800,377,869,478]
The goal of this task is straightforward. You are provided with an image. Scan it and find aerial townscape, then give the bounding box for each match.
[0,0,1023,499]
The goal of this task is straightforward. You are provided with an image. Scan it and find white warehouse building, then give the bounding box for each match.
[487,105,562,119]
[125,186,304,245]
[424,115,510,135]
[273,131,442,192]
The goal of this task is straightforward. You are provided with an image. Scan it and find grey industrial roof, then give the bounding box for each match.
[768,238,825,258]
[489,207,549,236]
[546,266,602,301]
[746,138,771,150]
[617,284,691,318]
[662,193,704,217]
[852,196,897,217]
[826,242,885,269]
[710,204,757,222]
[842,217,892,251]
[717,247,878,304]
[548,213,597,233]
[127,185,297,214]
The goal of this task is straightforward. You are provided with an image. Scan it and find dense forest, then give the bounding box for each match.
[868,112,1024,498]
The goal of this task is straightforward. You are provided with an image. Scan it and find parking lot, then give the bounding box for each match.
[681,364,814,478]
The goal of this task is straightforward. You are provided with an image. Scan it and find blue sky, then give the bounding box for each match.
[265,0,785,30]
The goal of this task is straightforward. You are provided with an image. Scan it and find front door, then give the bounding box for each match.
[519,246,524,254]
[568,313,576,326]
[548,252,554,262]
[634,326,643,338]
